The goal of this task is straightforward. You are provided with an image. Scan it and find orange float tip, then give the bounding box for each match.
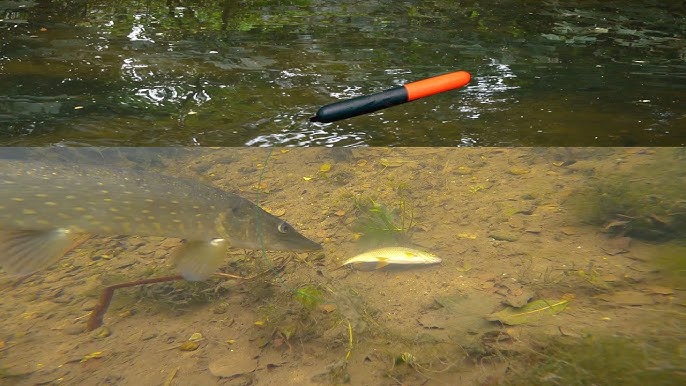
[403,70,471,101]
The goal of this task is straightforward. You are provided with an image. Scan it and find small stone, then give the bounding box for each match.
[140,333,157,341]
[489,230,519,242]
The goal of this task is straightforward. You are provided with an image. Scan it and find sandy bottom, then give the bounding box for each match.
[1,147,684,385]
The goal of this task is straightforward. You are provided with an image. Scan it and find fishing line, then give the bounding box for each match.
[253,148,319,304]
[253,148,291,287]
[254,147,272,263]
[253,149,351,357]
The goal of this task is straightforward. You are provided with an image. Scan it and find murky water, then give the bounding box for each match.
[1,1,684,146]
[1,148,685,385]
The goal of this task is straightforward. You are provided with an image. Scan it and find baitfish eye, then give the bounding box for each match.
[277,221,291,234]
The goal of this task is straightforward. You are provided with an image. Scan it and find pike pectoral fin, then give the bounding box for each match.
[0,229,87,276]
[173,239,228,281]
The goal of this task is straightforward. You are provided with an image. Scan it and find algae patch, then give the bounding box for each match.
[506,335,686,386]
[566,151,686,241]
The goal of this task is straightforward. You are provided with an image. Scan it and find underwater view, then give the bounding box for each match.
[0,147,685,385]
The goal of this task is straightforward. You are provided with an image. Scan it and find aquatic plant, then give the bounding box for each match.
[292,284,325,309]
[651,243,686,287]
[135,278,233,307]
[351,196,414,244]
[566,151,686,241]
[506,335,686,386]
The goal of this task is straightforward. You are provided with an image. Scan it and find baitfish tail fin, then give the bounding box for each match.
[0,229,89,276]
[173,239,228,281]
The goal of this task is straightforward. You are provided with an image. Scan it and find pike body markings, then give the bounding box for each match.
[0,161,321,280]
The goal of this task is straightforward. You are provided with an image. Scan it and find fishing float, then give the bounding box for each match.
[310,70,471,123]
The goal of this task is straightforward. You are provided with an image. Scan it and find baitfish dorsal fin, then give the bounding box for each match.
[173,239,228,281]
[0,229,89,276]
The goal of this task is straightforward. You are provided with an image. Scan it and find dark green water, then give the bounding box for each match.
[1,0,684,146]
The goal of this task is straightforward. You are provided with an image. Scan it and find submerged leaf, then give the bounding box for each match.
[179,341,200,351]
[485,299,569,325]
[380,158,411,167]
[81,351,105,362]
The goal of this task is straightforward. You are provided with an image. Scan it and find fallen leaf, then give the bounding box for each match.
[209,356,257,378]
[320,303,337,313]
[455,166,472,175]
[596,290,654,306]
[601,236,632,255]
[179,341,199,351]
[456,262,472,273]
[508,167,530,175]
[644,286,674,295]
[485,299,569,325]
[271,208,286,216]
[189,332,204,342]
[417,313,448,329]
[603,220,630,231]
[319,163,331,172]
[81,351,104,363]
[380,158,407,167]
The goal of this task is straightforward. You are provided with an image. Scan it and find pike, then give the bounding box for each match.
[339,247,441,270]
[0,160,322,281]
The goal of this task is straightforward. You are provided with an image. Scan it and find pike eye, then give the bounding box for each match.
[278,222,291,234]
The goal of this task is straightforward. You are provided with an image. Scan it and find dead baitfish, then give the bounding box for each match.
[340,247,441,270]
[0,161,322,281]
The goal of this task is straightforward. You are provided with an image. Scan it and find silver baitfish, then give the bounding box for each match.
[0,161,321,281]
[340,247,441,270]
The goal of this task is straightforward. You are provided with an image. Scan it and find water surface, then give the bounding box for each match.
[1,1,684,146]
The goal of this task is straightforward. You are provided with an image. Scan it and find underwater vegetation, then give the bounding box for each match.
[651,243,686,287]
[134,278,233,308]
[252,281,343,352]
[351,196,414,245]
[506,335,686,386]
[566,151,686,241]
[292,283,325,309]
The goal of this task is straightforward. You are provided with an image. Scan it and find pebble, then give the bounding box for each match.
[489,230,519,242]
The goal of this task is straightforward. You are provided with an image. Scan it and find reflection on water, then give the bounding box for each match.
[1,148,685,385]
[1,1,684,146]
